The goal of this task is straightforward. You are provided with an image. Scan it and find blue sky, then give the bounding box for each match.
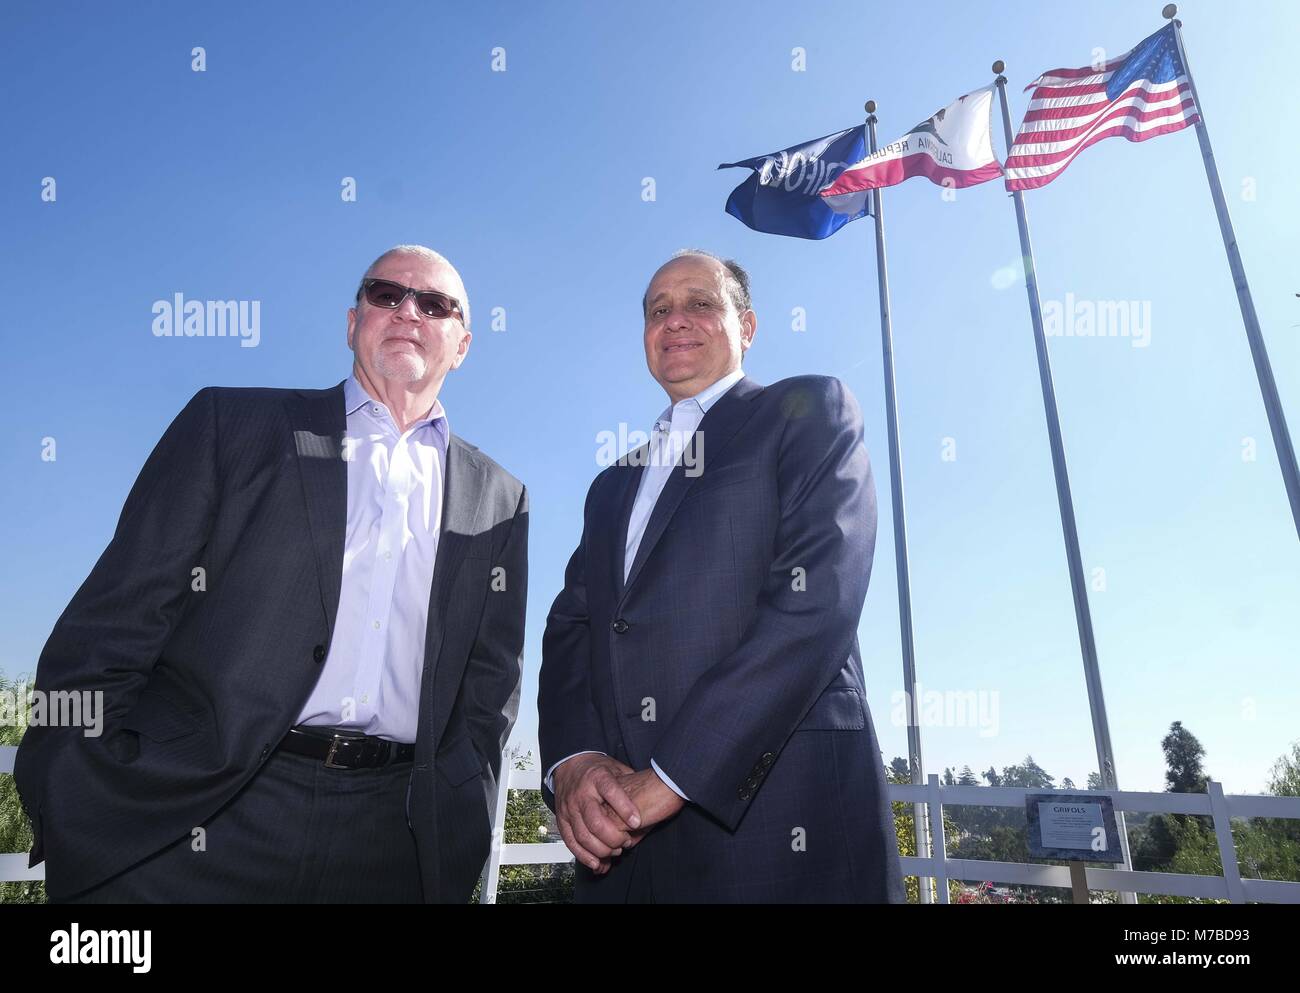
[2,0,1296,794]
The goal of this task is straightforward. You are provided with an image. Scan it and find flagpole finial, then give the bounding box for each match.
[864,100,876,114]
[992,60,1005,74]
[1162,4,1177,18]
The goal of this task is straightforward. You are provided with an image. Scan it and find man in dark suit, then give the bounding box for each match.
[15,244,527,903]
[538,249,904,903]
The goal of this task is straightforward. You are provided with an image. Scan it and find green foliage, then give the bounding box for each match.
[886,761,961,902]
[0,673,45,904]
[1162,721,1209,794]
[491,749,573,904]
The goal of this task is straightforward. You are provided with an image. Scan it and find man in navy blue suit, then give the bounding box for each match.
[538,249,905,902]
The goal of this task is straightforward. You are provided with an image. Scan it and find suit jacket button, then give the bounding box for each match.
[737,787,752,800]
[260,745,271,760]
[760,752,774,767]
[313,644,326,663]
[611,619,629,634]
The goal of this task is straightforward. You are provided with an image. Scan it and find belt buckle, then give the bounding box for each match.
[324,735,351,770]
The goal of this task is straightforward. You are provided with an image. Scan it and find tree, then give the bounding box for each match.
[1267,741,1300,797]
[1262,741,1300,843]
[1132,722,1215,882]
[0,673,44,904]
[1000,755,1055,790]
[1232,739,1300,881]
[1163,721,1209,795]
[886,757,961,903]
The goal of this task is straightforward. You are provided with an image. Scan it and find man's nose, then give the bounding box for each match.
[394,294,424,322]
[663,308,691,332]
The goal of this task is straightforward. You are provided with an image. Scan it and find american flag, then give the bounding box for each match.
[1004,23,1200,191]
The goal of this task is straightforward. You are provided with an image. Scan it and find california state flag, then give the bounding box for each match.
[820,86,1003,211]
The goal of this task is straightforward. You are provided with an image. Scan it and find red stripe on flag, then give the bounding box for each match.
[1026,81,1109,101]
[1025,58,1128,84]
[1011,94,1197,153]
[1005,115,1200,190]
[1021,81,1189,123]
[822,151,1003,195]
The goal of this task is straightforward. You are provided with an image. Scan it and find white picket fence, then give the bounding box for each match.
[476,757,1300,904]
[6,744,1299,903]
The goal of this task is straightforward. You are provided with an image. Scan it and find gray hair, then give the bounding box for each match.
[642,248,752,318]
[357,244,470,330]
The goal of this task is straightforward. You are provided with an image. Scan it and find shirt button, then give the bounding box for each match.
[385,550,392,560]
[611,619,629,634]
[372,620,381,630]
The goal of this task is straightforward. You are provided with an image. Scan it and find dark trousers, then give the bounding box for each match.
[576,837,656,904]
[58,749,423,903]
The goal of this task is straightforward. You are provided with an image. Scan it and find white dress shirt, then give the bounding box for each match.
[294,374,449,743]
[546,367,746,799]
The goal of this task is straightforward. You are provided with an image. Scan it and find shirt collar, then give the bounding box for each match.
[654,367,746,428]
[344,373,450,446]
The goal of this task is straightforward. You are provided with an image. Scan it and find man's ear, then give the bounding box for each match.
[740,309,757,352]
[346,307,358,351]
[450,329,473,369]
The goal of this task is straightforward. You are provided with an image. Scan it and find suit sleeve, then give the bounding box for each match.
[461,483,529,787]
[14,388,220,813]
[537,476,608,812]
[650,378,877,831]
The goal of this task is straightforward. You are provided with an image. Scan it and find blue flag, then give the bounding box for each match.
[719,125,870,240]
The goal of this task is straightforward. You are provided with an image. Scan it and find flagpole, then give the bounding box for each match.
[864,100,932,903]
[993,63,1138,901]
[1165,4,1300,540]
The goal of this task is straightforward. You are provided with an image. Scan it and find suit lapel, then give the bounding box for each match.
[621,376,762,596]
[286,382,348,641]
[609,446,647,597]
[423,435,487,738]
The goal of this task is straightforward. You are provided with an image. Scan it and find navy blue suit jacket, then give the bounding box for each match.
[538,374,905,902]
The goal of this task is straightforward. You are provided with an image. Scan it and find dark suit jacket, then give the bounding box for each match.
[14,381,528,902]
[538,374,904,903]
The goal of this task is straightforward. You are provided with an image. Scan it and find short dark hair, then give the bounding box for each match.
[642,249,752,317]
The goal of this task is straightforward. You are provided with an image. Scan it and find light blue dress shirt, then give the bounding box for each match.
[546,367,747,801]
[294,374,449,743]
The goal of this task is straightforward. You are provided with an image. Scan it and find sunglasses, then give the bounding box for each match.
[356,278,464,321]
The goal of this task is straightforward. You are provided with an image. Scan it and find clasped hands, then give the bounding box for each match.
[552,754,686,873]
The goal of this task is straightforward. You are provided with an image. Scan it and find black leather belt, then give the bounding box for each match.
[277,726,416,769]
